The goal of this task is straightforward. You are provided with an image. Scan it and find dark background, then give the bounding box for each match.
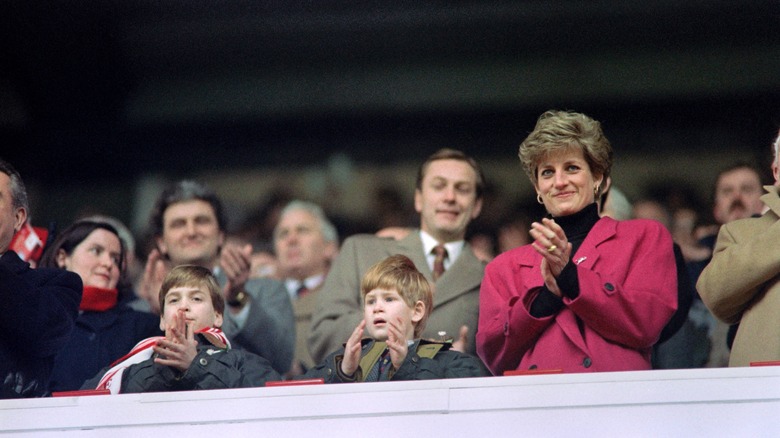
[1,1,778,229]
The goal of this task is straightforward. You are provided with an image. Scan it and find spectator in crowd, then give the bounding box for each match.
[0,158,82,398]
[477,110,678,374]
[679,162,766,367]
[140,180,294,375]
[688,163,766,282]
[309,149,486,363]
[697,130,780,367]
[84,265,280,393]
[305,255,487,382]
[39,219,162,392]
[82,214,144,297]
[273,200,339,376]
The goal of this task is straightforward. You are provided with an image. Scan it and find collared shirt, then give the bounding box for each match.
[419,230,464,275]
[284,273,326,300]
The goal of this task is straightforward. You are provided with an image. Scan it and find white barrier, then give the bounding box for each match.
[1,366,778,437]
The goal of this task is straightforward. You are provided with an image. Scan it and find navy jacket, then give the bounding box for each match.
[49,301,162,392]
[0,251,82,398]
[82,334,281,393]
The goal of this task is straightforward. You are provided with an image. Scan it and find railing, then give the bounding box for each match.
[2,366,779,437]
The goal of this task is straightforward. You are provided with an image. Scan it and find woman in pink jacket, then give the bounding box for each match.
[476,110,678,375]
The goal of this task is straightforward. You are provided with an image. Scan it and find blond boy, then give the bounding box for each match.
[306,255,486,382]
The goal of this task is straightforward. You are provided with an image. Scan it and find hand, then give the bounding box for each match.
[154,309,198,372]
[340,320,366,377]
[530,218,572,296]
[386,317,409,370]
[140,249,170,314]
[220,243,252,303]
[449,325,469,353]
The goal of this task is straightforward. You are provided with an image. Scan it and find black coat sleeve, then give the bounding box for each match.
[0,253,82,357]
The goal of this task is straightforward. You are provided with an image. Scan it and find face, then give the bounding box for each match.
[535,147,603,218]
[713,167,764,224]
[363,288,423,341]
[414,159,483,243]
[58,229,122,289]
[274,209,335,281]
[0,173,26,253]
[157,200,224,267]
[161,285,223,331]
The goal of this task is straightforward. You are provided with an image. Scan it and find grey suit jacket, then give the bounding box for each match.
[698,185,780,367]
[307,231,486,363]
[220,276,295,375]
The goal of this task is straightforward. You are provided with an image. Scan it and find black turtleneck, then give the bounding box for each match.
[530,203,600,318]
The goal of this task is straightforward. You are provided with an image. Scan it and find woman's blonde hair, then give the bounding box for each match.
[518,110,613,197]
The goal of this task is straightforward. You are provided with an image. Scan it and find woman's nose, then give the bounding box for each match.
[99,253,114,268]
[553,171,567,186]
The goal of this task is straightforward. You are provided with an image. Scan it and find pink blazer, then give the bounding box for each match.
[476,217,678,375]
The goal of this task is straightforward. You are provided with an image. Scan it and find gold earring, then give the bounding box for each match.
[537,193,544,204]
[594,185,600,196]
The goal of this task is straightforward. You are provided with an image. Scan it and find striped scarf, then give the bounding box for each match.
[95,327,230,394]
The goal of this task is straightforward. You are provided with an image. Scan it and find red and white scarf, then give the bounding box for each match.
[95,327,230,394]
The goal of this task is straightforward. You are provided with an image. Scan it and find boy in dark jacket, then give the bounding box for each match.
[83,265,279,393]
[306,255,486,382]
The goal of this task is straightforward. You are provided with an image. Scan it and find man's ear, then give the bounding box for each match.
[323,240,338,262]
[156,236,168,256]
[13,207,27,234]
[213,311,223,329]
[159,315,166,332]
[414,189,423,214]
[470,196,483,220]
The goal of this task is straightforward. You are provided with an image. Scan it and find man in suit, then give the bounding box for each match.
[308,149,486,363]
[0,158,82,398]
[141,180,294,375]
[698,130,780,367]
[273,200,339,376]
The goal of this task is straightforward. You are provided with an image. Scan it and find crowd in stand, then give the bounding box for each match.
[2,109,779,398]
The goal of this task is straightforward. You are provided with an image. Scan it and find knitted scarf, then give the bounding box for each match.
[95,327,230,394]
[80,286,118,312]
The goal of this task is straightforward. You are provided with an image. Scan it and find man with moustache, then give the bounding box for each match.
[308,149,486,364]
[666,162,766,368]
[698,131,780,366]
[142,180,294,374]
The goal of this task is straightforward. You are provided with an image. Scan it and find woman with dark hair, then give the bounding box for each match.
[476,110,679,374]
[40,219,162,392]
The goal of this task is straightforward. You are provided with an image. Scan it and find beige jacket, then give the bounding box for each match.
[697,185,780,367]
